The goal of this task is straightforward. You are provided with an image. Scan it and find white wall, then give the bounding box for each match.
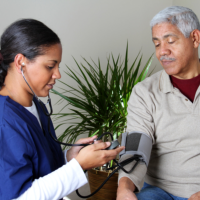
[0,0,180,137]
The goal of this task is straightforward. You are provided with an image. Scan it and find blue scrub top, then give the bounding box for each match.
[0,95,64,199]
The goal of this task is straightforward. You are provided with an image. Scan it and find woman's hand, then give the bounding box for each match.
[66,136,98,162]
[75,141,125,170]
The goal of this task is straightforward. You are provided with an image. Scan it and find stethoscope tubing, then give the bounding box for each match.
[21,68,142,198]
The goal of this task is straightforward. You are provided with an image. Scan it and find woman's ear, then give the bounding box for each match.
[14,54,26,74]
[191,29,200,48]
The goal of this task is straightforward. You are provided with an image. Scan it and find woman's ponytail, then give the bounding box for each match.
[0,51,7,90]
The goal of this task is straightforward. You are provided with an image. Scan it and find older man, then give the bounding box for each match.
[117,6,200,200]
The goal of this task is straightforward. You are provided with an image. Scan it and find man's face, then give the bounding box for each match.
[152,22,196,78]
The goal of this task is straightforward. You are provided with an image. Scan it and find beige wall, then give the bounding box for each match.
[173,0,200,11]
[1,0,197,137]
[173,0,200,58]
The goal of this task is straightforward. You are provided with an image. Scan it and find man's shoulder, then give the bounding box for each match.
[135,70,164,91]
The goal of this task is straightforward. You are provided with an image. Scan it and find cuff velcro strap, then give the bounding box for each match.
[119,131,152,166]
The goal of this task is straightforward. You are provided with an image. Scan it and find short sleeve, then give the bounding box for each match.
[127,84,155,143]
[0,124,34,200]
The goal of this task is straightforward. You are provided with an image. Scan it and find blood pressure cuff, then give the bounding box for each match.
[119,131,152,166]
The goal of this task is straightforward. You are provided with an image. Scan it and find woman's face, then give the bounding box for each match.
[24,43,62,97]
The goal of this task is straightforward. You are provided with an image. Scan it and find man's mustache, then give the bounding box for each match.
[160,56,176,61]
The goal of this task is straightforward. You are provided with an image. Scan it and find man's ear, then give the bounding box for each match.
[14,54,26,74]
[191,29,200,48]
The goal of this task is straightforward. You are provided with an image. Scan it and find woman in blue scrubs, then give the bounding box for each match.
[0,19,124,200]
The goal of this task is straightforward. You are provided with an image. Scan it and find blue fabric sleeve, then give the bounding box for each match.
[0,124,35,200]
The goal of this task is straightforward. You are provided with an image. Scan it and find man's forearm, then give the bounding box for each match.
[117,177,138,200]
[118,177,136,192]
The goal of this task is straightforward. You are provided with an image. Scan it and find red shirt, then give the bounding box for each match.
[170,74,200,102]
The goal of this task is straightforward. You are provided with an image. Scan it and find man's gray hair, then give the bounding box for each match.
[150,6,200,38]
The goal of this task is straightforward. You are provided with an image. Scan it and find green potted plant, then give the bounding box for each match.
[51,43,153,200]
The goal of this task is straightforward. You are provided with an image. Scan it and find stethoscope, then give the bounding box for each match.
[21,65,142,198]
[21,65,87,147]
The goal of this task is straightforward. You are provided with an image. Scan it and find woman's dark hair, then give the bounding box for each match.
[0,19,61,90]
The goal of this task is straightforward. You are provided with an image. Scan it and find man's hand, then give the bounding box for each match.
[189,191,200,200]
[117,177,138,200]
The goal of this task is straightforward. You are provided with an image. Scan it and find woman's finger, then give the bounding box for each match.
[94,140,102,144]
[91,141,111,151]
[75,135,97,144]
[104,146,125,158]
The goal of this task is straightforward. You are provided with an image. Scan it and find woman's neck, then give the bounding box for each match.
[0,80,33,107]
